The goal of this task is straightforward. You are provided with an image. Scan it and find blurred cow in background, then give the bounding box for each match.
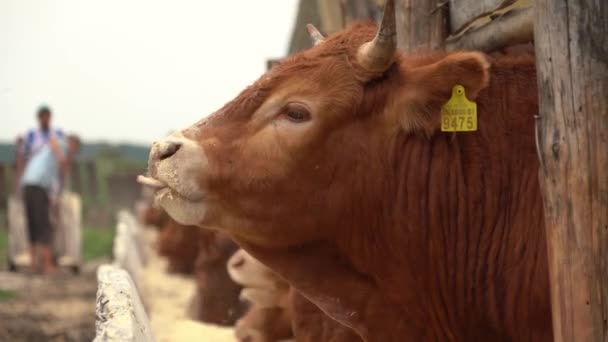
[228,248,359,341]
[156,218,200,274]
[191,230,248,326]
[228,249,293,342]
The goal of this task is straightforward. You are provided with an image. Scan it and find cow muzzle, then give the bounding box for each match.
[137,132,208,226]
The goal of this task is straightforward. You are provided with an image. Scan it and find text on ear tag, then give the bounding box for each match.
[440,85,477,132]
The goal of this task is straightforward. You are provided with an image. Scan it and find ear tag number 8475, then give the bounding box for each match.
[441,85,477,132]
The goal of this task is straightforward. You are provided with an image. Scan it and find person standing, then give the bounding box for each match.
[15,105,69,276]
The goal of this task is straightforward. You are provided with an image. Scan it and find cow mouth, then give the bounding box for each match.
[137,174,208,226]
[137,175,167,189]
[137,175,199,203]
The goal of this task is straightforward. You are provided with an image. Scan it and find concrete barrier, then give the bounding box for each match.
[94,264,156,342]
[117,210,149,265]
[113,221,145,290]
[99,211,239,341]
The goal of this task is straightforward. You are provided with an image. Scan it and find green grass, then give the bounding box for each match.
[83,227,115,262]
[0,289,17,301]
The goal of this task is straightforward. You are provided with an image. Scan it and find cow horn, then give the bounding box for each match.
[356,0,397,72]
[306,24,325,46]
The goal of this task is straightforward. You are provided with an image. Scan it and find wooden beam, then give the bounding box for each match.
[534,0,608,341]
[449,0,515,32]
[70,162,81,193]
[0,164,6,206]
[317,0,344,34]
[340,0,382,26]
[86,161,98,200]
[396,0,449,52]
[445,6,533,52]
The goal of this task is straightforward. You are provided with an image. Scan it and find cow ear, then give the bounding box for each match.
[394,52,491,134]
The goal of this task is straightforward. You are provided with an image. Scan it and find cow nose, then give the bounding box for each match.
[230,255,245,269]
[157,141,182,160]
[239,335,253,342]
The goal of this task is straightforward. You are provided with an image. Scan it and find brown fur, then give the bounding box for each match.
[229,249,355,342]
[142,205,170,229]
[235,304,294,342]
[166,23,551,341]
[157,218,200,274]
[291,290,362,342]
[193,231,248,326]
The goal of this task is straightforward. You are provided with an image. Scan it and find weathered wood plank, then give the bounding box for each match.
[69,163,81,193]
[445,6,532,52]
[340,0,382,25]
[449,0,515,32]
[0,164,6,212]
[534,0,608,341]
[396,0,449,52]
[316,0,343,34]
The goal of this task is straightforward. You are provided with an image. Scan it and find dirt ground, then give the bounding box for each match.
[0,261,104,342]
[0,228,237,342]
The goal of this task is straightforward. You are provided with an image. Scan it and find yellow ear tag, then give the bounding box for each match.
[440,85,477,132]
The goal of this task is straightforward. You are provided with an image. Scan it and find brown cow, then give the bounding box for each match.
[234,304,294,342]
[157,217,200,274]
[141,205,171,229]
[228,249,294,341]
[228,249,291,307]
[138,1,551,340]
[192,231,249,326]
[228,249,357,342]
[139,203,199,274]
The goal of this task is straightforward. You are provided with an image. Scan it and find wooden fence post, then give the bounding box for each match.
[86,161,98,201]
[0,164,6,207]
[70,162,82,193]
[340,0,382,26]
[396,0,448,52]
[534,0,608,341]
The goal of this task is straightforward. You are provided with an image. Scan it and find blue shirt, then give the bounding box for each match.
[22,128,64,159]
[21,131,67,193]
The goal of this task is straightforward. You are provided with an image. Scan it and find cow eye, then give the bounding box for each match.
[283,104,311,123]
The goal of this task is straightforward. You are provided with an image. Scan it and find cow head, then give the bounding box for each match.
[228,249,291,308]
[139,0,490,248]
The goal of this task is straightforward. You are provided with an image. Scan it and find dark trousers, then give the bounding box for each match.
[23,185,53,245]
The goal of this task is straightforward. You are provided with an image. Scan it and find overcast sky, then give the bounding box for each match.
[0,0,298,144]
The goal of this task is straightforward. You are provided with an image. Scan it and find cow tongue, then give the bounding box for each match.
[136,175,167,189]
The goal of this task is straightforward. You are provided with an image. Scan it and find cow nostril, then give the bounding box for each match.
[231,256,245,269]
[159,142,181,160]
